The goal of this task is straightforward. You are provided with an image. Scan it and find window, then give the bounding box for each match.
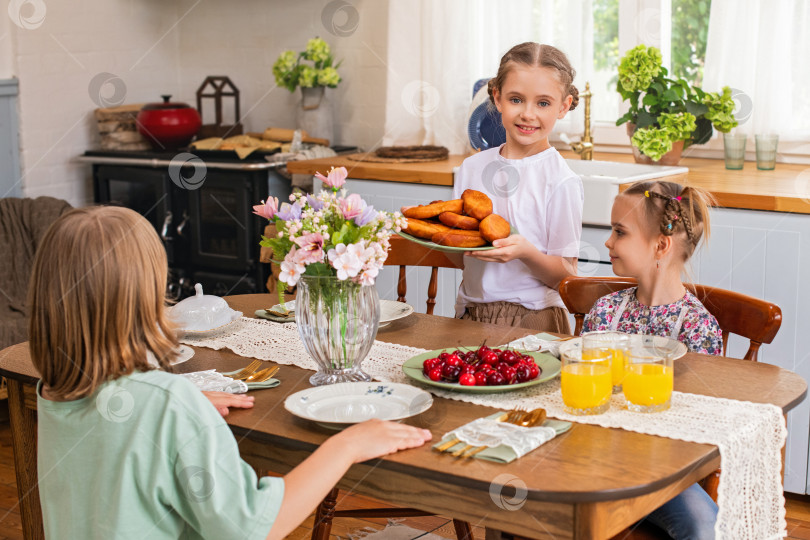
[530,0,713,146]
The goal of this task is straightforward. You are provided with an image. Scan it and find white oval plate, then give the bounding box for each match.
[380,300,414,326]
[562,334,688,359]
[285,382,433,428]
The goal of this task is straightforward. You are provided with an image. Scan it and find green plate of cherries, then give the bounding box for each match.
[402,345,560,393]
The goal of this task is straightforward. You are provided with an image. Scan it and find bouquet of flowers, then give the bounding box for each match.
[255,167,405,307]
[272,37,342,93]
[616,44,738,161]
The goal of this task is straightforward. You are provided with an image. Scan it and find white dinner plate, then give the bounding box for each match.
[562,334,688,360]
[265,300,412,327]
[285,382,433,429]
[379,300,414,327]
[172,345,195,365]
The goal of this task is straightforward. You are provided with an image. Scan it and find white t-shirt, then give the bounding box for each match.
[453,145,583,315]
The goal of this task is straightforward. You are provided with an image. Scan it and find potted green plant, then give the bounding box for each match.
[273,37,342,142]
[616,44,738,164]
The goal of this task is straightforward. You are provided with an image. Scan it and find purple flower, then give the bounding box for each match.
[354,204,377,226]
[306,194,324,211]
[315,166,348,190]
[276,201,302,221]
[340,194,365,221]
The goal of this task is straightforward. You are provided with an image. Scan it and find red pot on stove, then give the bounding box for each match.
[137,95,202,150]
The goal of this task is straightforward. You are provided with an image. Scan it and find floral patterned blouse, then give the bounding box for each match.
[582,287,723,355]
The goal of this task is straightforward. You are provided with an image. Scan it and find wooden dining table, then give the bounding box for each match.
[1,293,806,540]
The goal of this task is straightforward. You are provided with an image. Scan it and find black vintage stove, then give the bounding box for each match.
[80,148,292,300]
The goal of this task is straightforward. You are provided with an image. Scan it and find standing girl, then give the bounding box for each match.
[584,180,722,539]
[454,42,584,334]
[30,206,431,540]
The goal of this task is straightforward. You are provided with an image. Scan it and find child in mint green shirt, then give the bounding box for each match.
[31,207,432,540]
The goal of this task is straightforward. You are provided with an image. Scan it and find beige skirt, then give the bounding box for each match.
[461,301,571,335]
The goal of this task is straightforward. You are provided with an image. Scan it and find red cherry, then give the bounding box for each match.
[423,358,441,373]
[461,364,477,375]
[496,362,511,374]
[500,350,519,365]
[487,372,506,386]
[459,373,476,386]
[481,351,499,365]
[427,368,442,381]
[439,352,450,361]
[529,365,540,379]
[445,354,462,367]
[502,367,517,383]
[515,364,532,382]
[441,363,461,381]
[474,371,488,385]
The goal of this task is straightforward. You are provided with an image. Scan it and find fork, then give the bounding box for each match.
[245,365,280,383]
[228,360,262,381]
[436,407,527,455]
[460,408,548,459]
[434,409,519,453]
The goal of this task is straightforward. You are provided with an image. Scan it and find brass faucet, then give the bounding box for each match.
[568,82,593,160]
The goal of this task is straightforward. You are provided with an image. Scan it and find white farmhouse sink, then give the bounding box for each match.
[566,159,688,226]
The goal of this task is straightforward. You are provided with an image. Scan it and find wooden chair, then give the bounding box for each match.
[382,234,463,315]
[559,276,782,361]
[559,275,783,511]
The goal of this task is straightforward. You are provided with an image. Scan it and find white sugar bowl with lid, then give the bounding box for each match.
[170,283,242,333]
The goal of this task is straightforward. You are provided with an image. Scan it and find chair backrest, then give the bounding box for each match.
[384,235,462,315]
[558,275,782,361]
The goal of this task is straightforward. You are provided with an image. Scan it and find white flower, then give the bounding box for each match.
[279,248,306,286]
[328,243,363,280]
[357,265,379,286]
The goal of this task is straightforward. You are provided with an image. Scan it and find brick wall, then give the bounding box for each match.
[3,0,388,206]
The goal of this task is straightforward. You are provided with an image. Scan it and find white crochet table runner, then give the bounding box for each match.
[182,317,787,540]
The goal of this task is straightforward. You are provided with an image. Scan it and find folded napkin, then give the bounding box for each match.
[254,309,295,323]
[504,332,564,358]
[181,369,280,393]
[434,412,572,463]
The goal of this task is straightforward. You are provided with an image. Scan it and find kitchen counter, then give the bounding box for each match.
[288,150,810,214]
[286,152,461,186]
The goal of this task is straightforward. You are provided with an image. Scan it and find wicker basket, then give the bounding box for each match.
[94,104,151,151]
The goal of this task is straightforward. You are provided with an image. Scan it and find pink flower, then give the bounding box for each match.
[292,232,325,265]
[340,194,365,220]
[327,243,363,280]
[253,197,278,219]
[315,166,348,190]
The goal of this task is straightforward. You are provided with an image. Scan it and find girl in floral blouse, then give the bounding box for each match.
[583,180,722,354]
[584,180,721,539]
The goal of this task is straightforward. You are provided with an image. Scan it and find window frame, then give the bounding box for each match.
[550,0,810,164]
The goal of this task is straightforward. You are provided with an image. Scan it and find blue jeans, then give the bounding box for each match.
[645,483,718,540]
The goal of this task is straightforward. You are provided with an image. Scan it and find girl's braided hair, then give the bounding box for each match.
[622,180,715,260]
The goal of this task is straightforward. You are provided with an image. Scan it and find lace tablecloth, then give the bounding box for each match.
[181,317,787,540]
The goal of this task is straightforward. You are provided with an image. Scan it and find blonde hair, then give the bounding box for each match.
[28,206,178,400]
[488,42,580,111]
[621,180,715,260]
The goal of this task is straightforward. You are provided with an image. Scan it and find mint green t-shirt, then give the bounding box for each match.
[37,370,284,539]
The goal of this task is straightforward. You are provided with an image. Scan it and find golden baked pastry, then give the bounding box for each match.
[437,211,480,230]
[461,189,493,220]
[403,218,451,240]
[479,214,511,243]
[402,199,463,219]
[431,229,487,248]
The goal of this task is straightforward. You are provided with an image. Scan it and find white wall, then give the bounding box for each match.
[6,0,389,206]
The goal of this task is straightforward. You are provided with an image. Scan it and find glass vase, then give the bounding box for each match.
[296,86,334,144]
[296,275,379,386]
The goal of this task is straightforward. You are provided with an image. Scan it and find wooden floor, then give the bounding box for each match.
[1,399,810,539]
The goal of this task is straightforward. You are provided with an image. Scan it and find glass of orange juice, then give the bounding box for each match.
[623,348,674,413]
[582,331,631,394]
[560,346,612,415]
